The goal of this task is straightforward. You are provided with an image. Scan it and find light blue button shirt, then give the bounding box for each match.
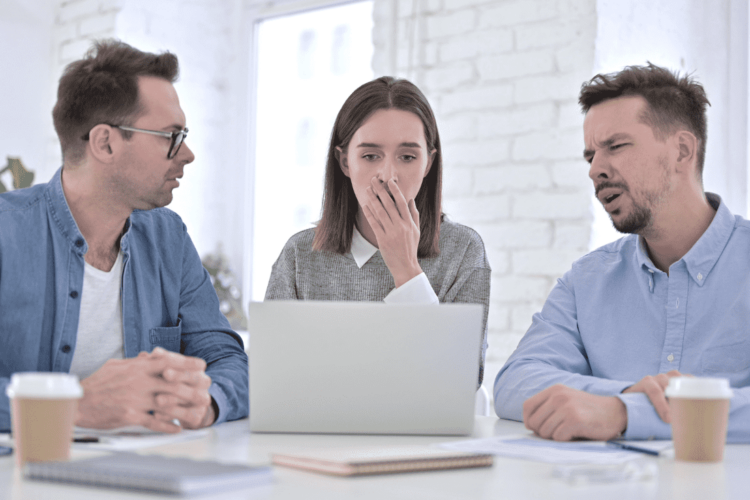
[494,194,750,442]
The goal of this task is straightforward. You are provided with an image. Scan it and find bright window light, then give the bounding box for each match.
[252,1,374,300]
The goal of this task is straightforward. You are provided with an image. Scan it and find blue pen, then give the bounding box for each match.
[0,446,12,456]
[605,441,660,456]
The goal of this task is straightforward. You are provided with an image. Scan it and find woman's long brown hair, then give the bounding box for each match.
[312,76,443,257]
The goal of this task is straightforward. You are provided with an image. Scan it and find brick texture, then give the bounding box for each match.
[373,0,597,394]
[47,0,599,399]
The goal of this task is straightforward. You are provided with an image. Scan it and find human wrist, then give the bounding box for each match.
[392,263,423,288]
[611,395,628,435]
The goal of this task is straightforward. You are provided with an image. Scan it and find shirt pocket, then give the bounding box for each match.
[701,340,750,375]
[149,318,182,352]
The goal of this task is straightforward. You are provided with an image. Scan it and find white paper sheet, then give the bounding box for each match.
[72,426,210,451]
[439,434,673,465]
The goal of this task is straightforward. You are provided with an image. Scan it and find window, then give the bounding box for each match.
[251,1,374,300]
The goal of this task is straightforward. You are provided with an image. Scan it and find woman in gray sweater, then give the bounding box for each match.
[265,77,491,385]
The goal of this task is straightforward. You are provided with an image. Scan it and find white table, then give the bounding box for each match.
[2,417,749,500]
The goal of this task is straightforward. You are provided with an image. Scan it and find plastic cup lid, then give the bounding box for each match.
[5,372,83,399]
[665,376,733,399]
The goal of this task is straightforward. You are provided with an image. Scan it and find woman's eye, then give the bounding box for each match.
[400,155,417,162]
[362,154,379,161]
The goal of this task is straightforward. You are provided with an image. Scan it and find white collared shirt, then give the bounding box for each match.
[350,227,439,304]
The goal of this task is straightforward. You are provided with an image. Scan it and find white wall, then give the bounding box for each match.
[114,0,250,284]
[43,0,250,282]
[0,0,56,183]
[372,0,599,394]
[9,0,750,396]
[595,0,749,217]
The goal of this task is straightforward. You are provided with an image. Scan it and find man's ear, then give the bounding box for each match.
[674,130,697,175]
[87,124,117,164]
[335,146,350,178]
[424,149,437,178]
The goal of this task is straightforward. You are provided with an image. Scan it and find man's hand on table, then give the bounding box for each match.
[622,369,685,424]
[523,385,627,441]
[76,347,216,432]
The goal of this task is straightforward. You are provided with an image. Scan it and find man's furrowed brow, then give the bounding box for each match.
[583,134,631,160]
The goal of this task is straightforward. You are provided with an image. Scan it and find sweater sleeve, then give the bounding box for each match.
[265,237,299,300]
[441,227,492,387]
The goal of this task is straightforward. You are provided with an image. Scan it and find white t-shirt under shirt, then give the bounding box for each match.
[68,251,125,380]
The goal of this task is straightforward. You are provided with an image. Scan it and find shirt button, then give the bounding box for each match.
[697,273,703,281]
[75,238,84,247]
[668,354,674,362]
[61,345,71,353]
[70,291,78,299]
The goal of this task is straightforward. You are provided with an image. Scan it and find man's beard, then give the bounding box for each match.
[610,202,652,234]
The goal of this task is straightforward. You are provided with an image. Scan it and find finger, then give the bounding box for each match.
[370,178,398,221]
[536,407,567,440]
[138,411,182,433]
[408,199,420,228]
[170,353,206,372]
[150,378,209,405]
[165,404,209,429]
[365,186,393,226]
[522,389,553,430]
[386,179,410,220]
[642,381,671,423]
[163,368,211,388]
[665,370,685,378]
[148,351,206,375]
[362,204,386,237]
[155,379,211,409]
[153,393,210,429]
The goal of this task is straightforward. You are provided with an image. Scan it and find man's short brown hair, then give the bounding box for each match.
[52,39,179,165]
[579,63,711,177]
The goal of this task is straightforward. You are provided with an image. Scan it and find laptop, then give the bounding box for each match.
[248,301,483,436]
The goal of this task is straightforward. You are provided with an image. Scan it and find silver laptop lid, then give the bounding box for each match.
[249,301,482,435]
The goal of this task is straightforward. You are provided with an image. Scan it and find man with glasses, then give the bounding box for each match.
[0,40,248,433]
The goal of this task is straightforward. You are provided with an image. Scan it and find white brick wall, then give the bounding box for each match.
[373,0,597,394]
[48,0,121,171]
[48,0,248,286]
[46,0,598,397]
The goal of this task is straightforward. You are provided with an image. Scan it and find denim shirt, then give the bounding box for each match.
[494,194,750,442]
[0,168,248,431]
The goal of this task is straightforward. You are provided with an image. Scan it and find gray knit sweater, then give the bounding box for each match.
[265,218,491,385]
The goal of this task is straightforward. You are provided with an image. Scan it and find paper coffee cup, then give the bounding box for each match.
[665,377,733,462]
[6,373,83,466]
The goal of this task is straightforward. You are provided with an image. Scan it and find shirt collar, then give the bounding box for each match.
[46,167,87,255]
[636,192,733,286]
[681,192,733,285]
[350,226,378,268]
[47,166,134,256]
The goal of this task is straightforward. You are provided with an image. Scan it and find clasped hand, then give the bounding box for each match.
[361,177,422,287]
[523,370,685,441]
[76,347,215,432]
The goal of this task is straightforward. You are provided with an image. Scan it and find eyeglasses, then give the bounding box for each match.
[114,125,188,160]
[81,124,189,159]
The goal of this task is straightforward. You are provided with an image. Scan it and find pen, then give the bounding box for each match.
[0,445,12,456]
[605,441,660,456]
[73,437,100,443]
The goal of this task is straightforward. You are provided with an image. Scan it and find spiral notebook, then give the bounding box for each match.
[24,452,272,495]
[272,445,493,476]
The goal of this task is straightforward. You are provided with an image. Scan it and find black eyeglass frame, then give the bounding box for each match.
[81,124,189,159]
